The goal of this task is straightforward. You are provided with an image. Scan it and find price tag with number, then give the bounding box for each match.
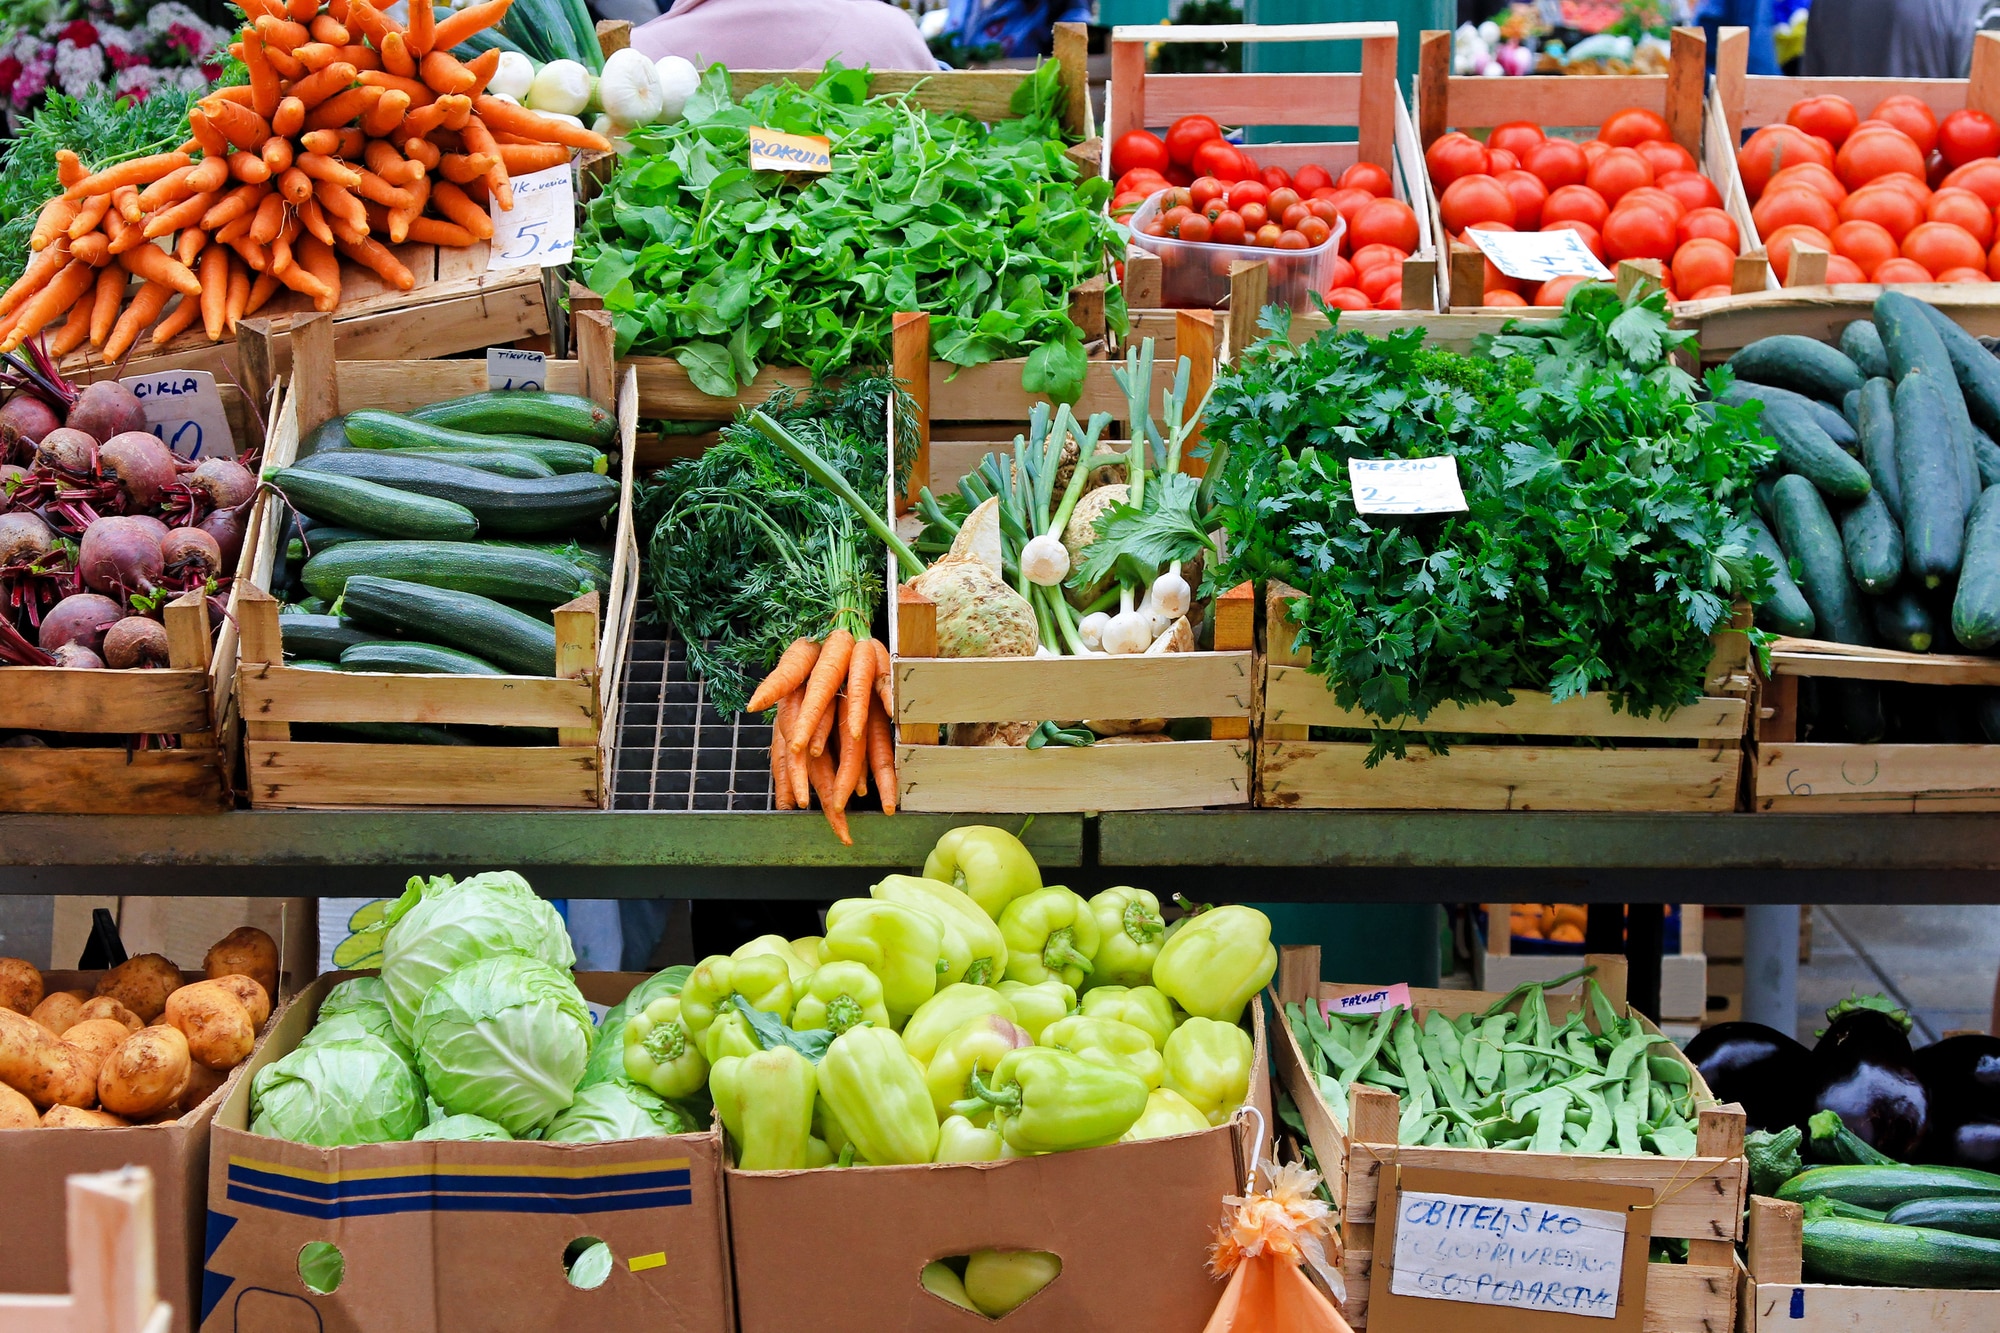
[1348,456,1469,515]
[118,370,235,460]
[488,164,575,272]
[1466,227,1613,282]
[488,347,547,391]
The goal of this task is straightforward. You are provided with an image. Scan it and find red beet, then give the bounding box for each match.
[0,510,54,566]
[98,431,179,510]
[50,642,103,669]
[188,457,255,511]
[161,526,222,583]
[0,394,61,447]
[77,516,162,596]
[196,501,246,571]
[0,463,26,490]
[38,593,122,654]
[102,615,169,668]
[34,427,96,475]
[66,381,146,444]
[124,514,168,542]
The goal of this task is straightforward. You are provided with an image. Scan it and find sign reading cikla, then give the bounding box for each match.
[1348,456,1468,515]
[749,126,832,173]
[118,370,236,460]
[1466,226,1614,282]
[489,164,575,270]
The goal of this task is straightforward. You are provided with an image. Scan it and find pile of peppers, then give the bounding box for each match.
[620,824,1278,1169]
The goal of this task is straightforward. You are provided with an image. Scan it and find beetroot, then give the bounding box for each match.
[188,457,255,511]
[0,463,26,490]
[103,615,169,669]
[0,511,54,566]
[197,501,246,571]
[35,428,97,475]
[39,593,122,654]
[50,642,103,669]
[66,381,146,444]
[125,514,168,542]
[161,526,222,583]
[98,431,179,510]
[0,394,61,448]
[77,516,162,596]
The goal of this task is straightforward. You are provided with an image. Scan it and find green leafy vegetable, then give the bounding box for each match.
[411,954,595,1137]
[251,1033,427,1147]
[415,1111,515,1141]
[544,1079,693,1142]
[379,870,575,1044]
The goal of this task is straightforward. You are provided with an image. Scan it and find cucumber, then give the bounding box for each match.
[301,541,594,606]
[296,451,617,536]
[1731,335,1867,401]
[1877,290,1955,382]
[1896,370,1969,587]
[1915,298,2000,439]
[1857,377,1901,520]
[405,391,617,447]
[1802,1215,2000,1288]
[267,466,480,540]
[1748,514,1816,636]
[1722,381,1858,452]
[1809,1110,1898,1166]
[1839,491,1904,593]
[1839,319,1890,380]
[1765,398,1873,500]
[1954,487,2000,649]
[1871,589,1935,652]
[1842,389,1861,428]
[279,615,383,661]
[340,409,608,474]
[339,641,506,675]
[1773,474,1869,643]
[1884,1197,2000,1239]
[339,575,559,675]
[1779,1162,2000,1211]
[395,449,556,479]
[1975,426,2000,488]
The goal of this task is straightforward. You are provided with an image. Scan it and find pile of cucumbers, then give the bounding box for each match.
[1776,1160,2000,1289]
[265,390,620,743]
[1728,292,2000,743]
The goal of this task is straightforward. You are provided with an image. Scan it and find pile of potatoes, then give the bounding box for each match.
[0,926,278,1129]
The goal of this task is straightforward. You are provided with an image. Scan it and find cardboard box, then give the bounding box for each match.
[0,968,266,1333]
[51,897,316,995]
[726,1001,1269,1332]
[198,972,732,1333]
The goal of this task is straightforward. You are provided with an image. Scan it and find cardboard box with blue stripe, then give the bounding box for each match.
[198,973,732,1333]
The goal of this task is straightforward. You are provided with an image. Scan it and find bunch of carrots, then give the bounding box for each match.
[0,0,609,362]
[745,630,897,844]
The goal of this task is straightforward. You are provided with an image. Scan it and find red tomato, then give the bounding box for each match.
[1484,289,1529,307]
[1636,140,1697,177]
[1210,210,1246,245]
[1238,202,1269,231]
[1544,184,1611,230]
[1299,215,1333,247]
[1600,107,1672,148]
[1489,121,1546,160]
[1766,162,1848,205]
[1189,176,1226,210]
[1268,187,1302,216]
[1111,130,1169,179]
[1328,187,1376,228]
[1339,161,1394,197]
[1689,283,1735,301]
[1831,218,1898,277]
[1175,213,1211,242]
[1875,256,1936,283]
[1656,169,1723,214]
[1937,265,1992,282]
[1275,229,1311,250]
[1870,95,1940,155]
[1619,186,1687,223]
[1292,164,1335,194]
[1940,109,2000,168]
[1787,94,1860,148]
[1602,206,1677,262]
[1351,243,1411,275]
[1944,158,2000,207]
[1309,186,1340,202]
[1115,169,1167,197]
[1841,182,1926,241]
[1165,115,1223,168]
[1165,164,1193,187]
[1487,147,1520,174]
[1226,179,1270,211]
[1425,132,1489,189]
[1440,174,1516,232]
[1535,275,1590,306]
[1323,287,1372,311]
[1837,128,1927,191]
[1161,205,1191,232]
[1372,288,1404,310]
[1905,220,1987,274]
[1677,206,1740,250]
[1254,223,1283,248]
[1359,262,1402,300]
[1496,170,1548,230]
[1159,187,1193,212]
[1754,186,1841,238]
[1672,237,1735,294]
[1543,218,1604,259]
[1307,198,1340,225]
[1579,138,1611,166]
[1587,147,1655,204]
[1738,124,1835,197]
[1262,166,1293,193]
[1280,203,1311,230]
[1765,224,1835,282]
[1192,139,1252,182]
[1929,187,1996,246]
[1350,199,1420,253]
[1524,138,1590,191]
[1327,254,1356,289]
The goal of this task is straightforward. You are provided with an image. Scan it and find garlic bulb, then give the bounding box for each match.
[1078,612,1110,651]
[1151,564,1191,618]
[1101,590,1151,655]
[1020,533,1070,587]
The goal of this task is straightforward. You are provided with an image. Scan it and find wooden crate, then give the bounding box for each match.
[1682,27,2000,353]
[231,311,637,809]
[1271,944,1746,1333]
[1752,636,2000,811]
[1107,20,1443,331]
[1256,582,1754,811]
[1477,903,1709,1023]
[1740,1195,2000,1332]
[885,311,1255,812]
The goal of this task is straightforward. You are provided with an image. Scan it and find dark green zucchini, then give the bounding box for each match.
[338,576,558,675]
[300,415,350,458]
[1884,1197,2000,1239]
[1802,1215,2000,1288]
[339,641,505,675]
[1809,1110,1897,1166]
[1840,319,1890,380]
[1857,377,1901,520]
[1730,334,1867,401]
[296,451,617,535]
[1773,474,1869,643]
[1897,370,1969,587]
[1954,487,2000,649]
[279,614,385,661]
[295,527,379,556]
[1778,1162,2000,1210]
[1871,589,1935,652]
[339,409,607,474]
[1839,491,1904,593]
[1748,514,1816,636]
[406,390,617,447]
[395,448,555,478]
[267,466,481,540]
[301,541,594,606]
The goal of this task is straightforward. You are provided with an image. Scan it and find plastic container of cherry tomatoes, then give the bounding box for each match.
[1125,191,1344,310]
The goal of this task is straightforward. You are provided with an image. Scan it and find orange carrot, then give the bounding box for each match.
[867,697,897,815]
[299,128,341,156]
[440,152,496,184]
[806,747,851,844]
[262,134,294,176]
[793,628,853,759]
[150,293,200,346]
[292,41,341,71]
[176,226,208,266]
[269,215,295,277]
[401,134,441,170]
[404,215,476,247]
[67,193,111,240]
[203,99,273,154]
[419,49,475,95]
[460,48,500,98]
[398,95,464,141]
[4,259,96,350]
[776,690,810,807]
[337,236,414,290]
[297,152,362,188]
[277,167,314,205]
[229,150,273,184]
[274,252,333,306]
[309,13,349,43]
[187,155,231,193]
[0,246,66,317]
[187,109,229,159]
[106,211,150,255]
[380,176,427,243]
[380,29,414,77]
[297,195,335,246]
[299,235,342,313]
[771,731,796,811]
[327,0,350,20]
[406,0,434,56]
[747,638,822,714]
[244,269,281,317]
[250,193,286,245]
[306,86,380,131]
[63,151,192,200]
[49,286,94,357]
[354,169,417,211]
[831,691,866,812]
[214,212,256,246]
[229,236,269,273]
[364,138,421,185]
[116,245,203,297]
[362,87,409,139]
[271,96,306,137]
[29,197,78,250]
[808,691,838,757]
[289,61,360,110]
[313,178,367,230]
[102,279,170,362]
[337,43,382,72]
[141,191,218,239]
[428,180,493,239]
[344,0,399,47]
[86,264,124,347]
[54,148,85,187]
[287,0,317,20]
[68,233,108,266]
[210,85,256,106]
[475,95,610,151]
[498,142,569,176]
[253,15,310,50]
[844,637,876,749]
[110,185,142,224]
[197,246,228,342]
[431,0,512,50]
[134,165,195,211]
[225,255,252,332]
[242,29,280,118]
[203,183,266,231]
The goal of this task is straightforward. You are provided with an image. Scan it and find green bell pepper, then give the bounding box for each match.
[1040,1014,1165,1089]
[791,961,891,1035]
[1163,1016,1254,1126]
[1122,1087,1212,1142]
[999,888,1100,989]
[923,825,1043,921]
[995,979,1076,1042]
[1152,904,1276,1023]
[822,898,945,1018]
[902,983,1016,1066]
[1085,887,1166,987]
[872,874,1009,986]
[679,951,797,1038]
[922,1261,979,1311]
[963,1250,1062,1318]
[934,1113,1005,1162]
[711,1045,816,1170]
[1078,984,1176,1050]
[791,935,825,968]
[733,933,813,987]
[621,995,708,1100]
[926,1013,1036,1119]
[702,1009,765,1063]
[959,1045,1148,1153]
[817,1025,940,1165]
[813,1095,852,1159]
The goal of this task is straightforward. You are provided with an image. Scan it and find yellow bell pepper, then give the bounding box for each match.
[822,898,944,1017]
[927,1013,1035,1119]
[679,952,796,1038]
[1152,904,1275,1024]
[733,934,813,987]
[872,874,1009,986]
[963,1249,1062,1316]
[1078,984,1176,1050]
[999,887,1100,989]
[790,935,826,968]
[1121,1087,1212,1141]
[1039,1014,1165,1089]
[995,978,1076,1042]
[710,1046,815,1170]
[923,824,1043,921]
[791,961,892,1035]
[934,1113,1005,1162]
[1163,1016,1254,1126]
[1085,887,1166,987]
[817,1025,939,1165]
[902,983,1015,1067]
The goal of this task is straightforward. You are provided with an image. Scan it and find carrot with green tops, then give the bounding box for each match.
[249,193,285,246]
[86,264,124,347]
[225,256,252,333]
[276,166,313,205]
[110,185,142,224]
[792,628,853,760]
[362,87,409,139]
[309,13,348,43]
[844,638,877,749]
[142,190,218,239]
[867,696,897,814]
[289,61,359,111]
[771,731,796,811]
[262,134,294,176]
[0,247,67,317]
[213,211,256,247]
[474,95,612,151]
[498,142,568,176]
[186,154,232,193]
[62,151,191,200]
[67,193,111,240]
[297,195,335,246]
[203,182,266,232]
[197,246,228,342]
[297,152,362,188]
[404,216,475,247]
[203,99,272,154]
[831,691,866,812]
[287,0,317,21]
[102,280,170,362]
[808,691,837,757]
[134,165,194,211]
[401,134,441,170]
[253,14,310,50]
[29,197,78,251]
[292,41,340,71]
[241,29,280,118]
[338,43,381,72]
[747,638,822,714]
[116,244,202,297]
[774,690,810,807]
[244,269,281,318]
[150,292,200,347]
[106,211,150,255]
[398,95,464,141]
[228,235,268,273]
[49,287,93,357]
[806,747,850,844]
[431,0,512,50]
[461,48,500,97]
[187,108,229,159]
[305,86,378,131]
[4,259,96,350]
[271,96,306,138]
[343,0,399,48]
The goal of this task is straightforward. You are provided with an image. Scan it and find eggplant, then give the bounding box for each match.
[1685,1021,1815,1131]
[1937,1120,2000,1172]
[1810,995,1928,1161]
[1912,1035,2000,1166]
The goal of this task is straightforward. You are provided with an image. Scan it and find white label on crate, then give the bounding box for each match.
[1324,983,1412,1017]
[1390,1190,1628,1319]
[488,346,547,391]
[1466,227,1613,282]
[120,370,236,460]
[489,164,575,271]
[749,126,832,173]
[1348,456,1468,515]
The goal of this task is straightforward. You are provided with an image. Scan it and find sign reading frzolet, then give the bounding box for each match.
[1389,1190,1628,1319]
[749,126,833,173]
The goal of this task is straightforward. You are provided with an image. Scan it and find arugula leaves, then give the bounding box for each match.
[578,62,1121,403]
[1209,288,1774,762]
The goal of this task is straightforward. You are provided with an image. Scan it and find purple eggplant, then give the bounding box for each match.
[1685,1021,1814,1132]
[1809,995,1928,1161]
[1912,1035,2000,1166]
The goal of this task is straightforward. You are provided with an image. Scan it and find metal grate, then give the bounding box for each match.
[612,601,776,811]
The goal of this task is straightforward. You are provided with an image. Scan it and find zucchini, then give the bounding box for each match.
[339,641,505,675]
[1722,381,1858,452]
[278,614,385,661]
[1916,298,2000,439]
[405,391,617,447]
[1857,377,1901,520]
[1896,370,1969,587]
[1884,1197,2000,1239]
[1779,1162,2000,1210]
[1773,474,1869,643]
[1871,589,1935,652]
[1809,1109,1897,1166]
[1954,487,2000,649]
[1839,319,1891,380]
[300,541,594,607]
[339,575,559,675]
[296,451,617,536]
[396,448,556,479]
[1802,1215,2000,1288]
[1839,490,1904,593]
[268,466,480,540]
[482,539,612,582]
[1731,334,1867,401]
[1977,425,2000,488]
[296,527,379,556]
[1822,1198,1890,1223]
[1765,398,1873,499]
[1748,514,1816,636]
[340,409,607,474]
[301,415,350,458]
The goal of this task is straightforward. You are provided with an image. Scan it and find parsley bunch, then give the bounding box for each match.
[1209,285,1774,761]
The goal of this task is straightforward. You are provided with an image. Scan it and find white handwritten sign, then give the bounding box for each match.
[1467,227,1613,283]
[748,126,832,173]
[1325,984,1412,1017]
[119,370,235,460]
[488,346,547,391]
[1348,456,1468,515]
[489,164,575,271]
[1390,1190,1628,1319]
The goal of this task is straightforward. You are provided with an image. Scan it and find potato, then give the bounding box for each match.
[61,1018,135,1088]
[0,1008,96,1109]
[0,957,43,1015]
[204,927,279,1005]
[164,982,254,1071]
[95,954,182,1023]
[193,973,270,1030]
[42,1105,129,1129]
[76,995,142,1033]
[177,1058,228,1114]
[0,1081,36,1129]
[97,1025,190,1119]
[30,990,89,1036]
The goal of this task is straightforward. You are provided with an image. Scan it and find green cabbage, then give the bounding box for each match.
[381,871,575,1042]
[413,955,592,1136]
[301,1010,418,1069]
[317,975,389,1019]
[543,1080,690,1143]
[251,1034,426,1146]
[415,1113,514,1142]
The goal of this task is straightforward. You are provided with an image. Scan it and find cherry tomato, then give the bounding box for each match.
[1161,205,1192,231]
[1191,139,1250,182]
[1262,166,1293,193]
[1238,201,1269,231]
[1298,215,1333,246]
[1175,213,1211,242]
[1254,223,1283,247]
[1189,176,1226,210]
[1226,179,1271,210]
[1268,187,1302,216]
[1275,229,1310,250]
[1160,187,1193,212]
[1111,130,1170,178]
[1165,115,1224,167]
[1210,210,1247,245]
[1142,221,1168,238]
[1115,169,1168,197]
[1280,203,1311,230]
[1307,198,1340,225]
[1292,164,1335,194]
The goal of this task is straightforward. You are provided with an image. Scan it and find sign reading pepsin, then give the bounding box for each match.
[749,126,833,173]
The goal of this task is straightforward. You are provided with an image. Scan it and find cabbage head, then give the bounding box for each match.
[381,871,574,1042]
[415,1113,514,1142]
[317,975,389,1019]
[302,1010,417,1069]
[413,955,592,1136]
[544,1080,691,1143]
[251,1033,425,1146]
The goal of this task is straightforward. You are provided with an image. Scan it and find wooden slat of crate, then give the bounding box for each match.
[244,742,602,808]
[240,666,597,730]
[0,748,225,815]
[1264,667,1747,737]
[0,668,209,734]
[897,653,1253,725]
[1739,1196,2000,1332]
[896,740,1252,812]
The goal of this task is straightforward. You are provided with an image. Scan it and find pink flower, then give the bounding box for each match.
[165,23,206,58]
[59,20,97,48]
[107,44,144,70]
[0,56,21,97]
[200,61,222,81]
